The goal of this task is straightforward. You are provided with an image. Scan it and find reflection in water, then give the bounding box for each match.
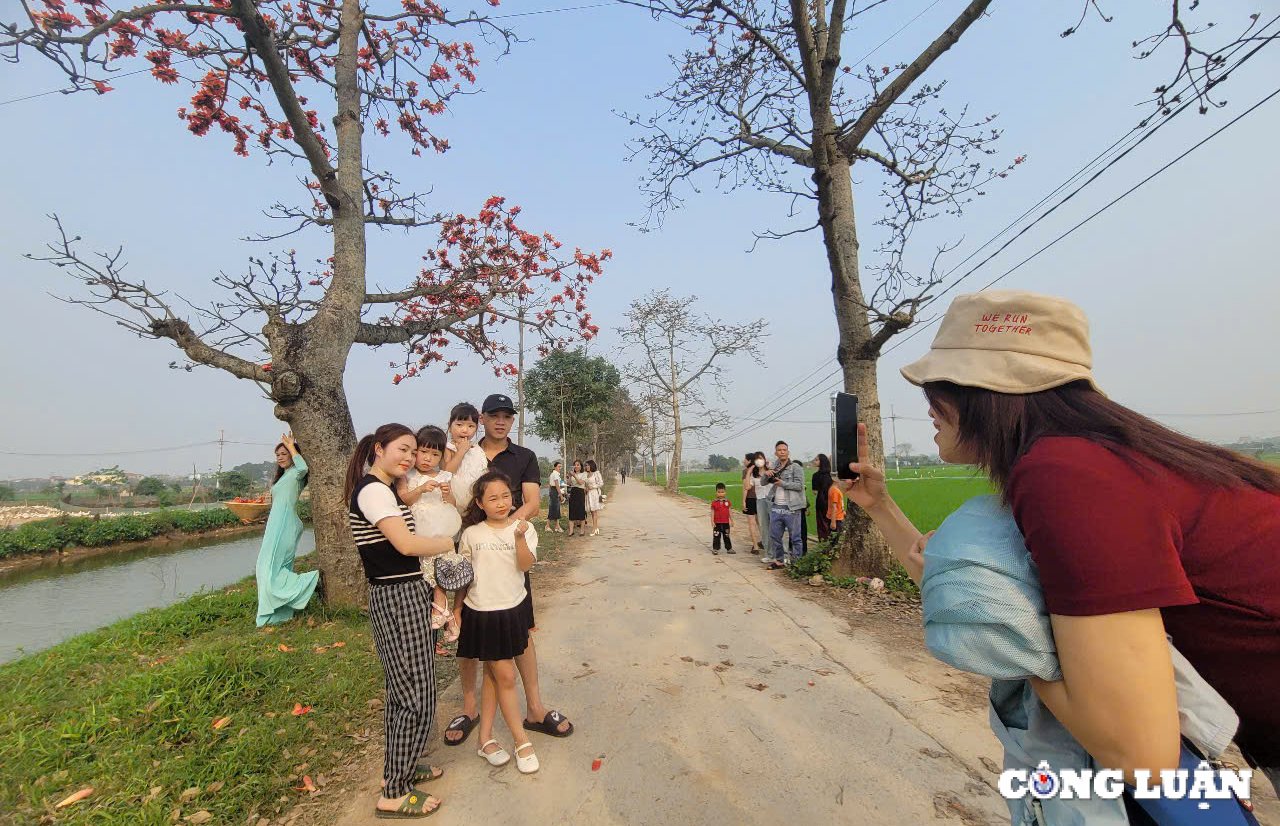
[0,530,313,664]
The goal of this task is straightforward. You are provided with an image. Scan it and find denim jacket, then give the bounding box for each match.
[768,460,807,512]
[922,496,1239,826]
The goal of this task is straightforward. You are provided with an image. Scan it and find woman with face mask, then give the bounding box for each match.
[751,452,773,562]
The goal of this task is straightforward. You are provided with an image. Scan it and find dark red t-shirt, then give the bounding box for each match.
[711,498,732,525]
[1007,436,1280,767]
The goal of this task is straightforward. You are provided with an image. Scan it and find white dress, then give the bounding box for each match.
[405,469,462,586]
[448,443,490,512]
[586,471,604,512]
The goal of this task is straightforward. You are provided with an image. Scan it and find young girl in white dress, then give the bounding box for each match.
[397,425,465,646]
[442,401,490,513]
[456,471,540,775]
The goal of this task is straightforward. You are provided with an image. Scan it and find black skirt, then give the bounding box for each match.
[568,487,587,521]
[457,597,533,661]
[744,495,757,516]
[547,488,562,520]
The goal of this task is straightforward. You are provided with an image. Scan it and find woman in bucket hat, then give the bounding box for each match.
[838,290,1280,795]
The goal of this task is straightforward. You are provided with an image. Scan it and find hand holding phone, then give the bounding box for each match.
[835,423,891,513]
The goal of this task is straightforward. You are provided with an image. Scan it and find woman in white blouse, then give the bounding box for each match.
[585,459,605,537]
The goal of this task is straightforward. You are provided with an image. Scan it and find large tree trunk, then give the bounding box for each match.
[268,316,363,606]
[818,158,894,578]
[265,0,368,607]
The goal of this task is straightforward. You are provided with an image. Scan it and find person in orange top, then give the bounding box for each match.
[826,483,845,535]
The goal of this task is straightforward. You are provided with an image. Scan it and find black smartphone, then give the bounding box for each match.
[831,392,859,480]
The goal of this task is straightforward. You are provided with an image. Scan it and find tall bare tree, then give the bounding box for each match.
[4,0,608,604]
[621,0,1263,575]
[620,289,763,491]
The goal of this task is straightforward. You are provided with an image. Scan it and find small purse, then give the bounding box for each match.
[433,550,474,591]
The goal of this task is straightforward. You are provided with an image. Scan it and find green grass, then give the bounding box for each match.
[656,466,994,533]
[1,521,567,825]
[0,574,390,824]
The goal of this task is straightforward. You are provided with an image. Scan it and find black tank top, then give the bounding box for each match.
[348,474,419,584]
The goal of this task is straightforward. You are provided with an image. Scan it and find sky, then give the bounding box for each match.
[1,1,1278,480]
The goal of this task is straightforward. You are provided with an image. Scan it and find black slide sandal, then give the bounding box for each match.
[524,709,574,738]
[442,714,476,746]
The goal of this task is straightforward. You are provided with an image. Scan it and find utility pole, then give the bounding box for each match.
[888,406,900,476]
[516,304,526,446]
[216,428,225,490]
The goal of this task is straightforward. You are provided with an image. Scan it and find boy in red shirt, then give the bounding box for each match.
[711,483,735,555]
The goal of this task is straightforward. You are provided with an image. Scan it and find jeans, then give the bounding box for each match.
[712,524,732,551]
[756,496,772,555]
[768,508,804,563]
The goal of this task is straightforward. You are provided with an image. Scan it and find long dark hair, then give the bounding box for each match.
[462,470,514,528]
[274,441,308,488]
[343,423,416,501]
[924,380,1280,501]
[586,459,599,473]
[813,453,832,496]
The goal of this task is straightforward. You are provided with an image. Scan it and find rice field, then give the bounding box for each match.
[655,465,995,534]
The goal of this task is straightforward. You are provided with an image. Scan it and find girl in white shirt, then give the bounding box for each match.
[456,471,540,775]
[398,425,465,647]
[442,402,490,512]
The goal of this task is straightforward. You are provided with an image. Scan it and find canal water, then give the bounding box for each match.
[0,529,313,664]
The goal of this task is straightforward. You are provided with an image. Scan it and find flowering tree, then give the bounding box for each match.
[3,0,609,605]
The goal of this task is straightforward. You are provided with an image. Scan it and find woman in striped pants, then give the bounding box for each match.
[345,423,455,819]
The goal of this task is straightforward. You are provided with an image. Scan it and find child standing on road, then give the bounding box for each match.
[397,426,466,648]
[826,482,846,536]
[711,483,734,555]
[457,471,541,776]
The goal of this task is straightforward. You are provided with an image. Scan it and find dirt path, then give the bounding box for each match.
[334,480,1027,825]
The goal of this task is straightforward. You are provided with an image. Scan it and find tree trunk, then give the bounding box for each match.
[818,158,894,578]
[666,334,682,492]
[276,377,362,606]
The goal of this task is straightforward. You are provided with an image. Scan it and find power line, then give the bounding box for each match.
[880,80,1280,360]
[714,28,1280,445]
[729,81,1280,444]
[0,436,279,457]
[0,440,218,458]
[721,17,1280,432]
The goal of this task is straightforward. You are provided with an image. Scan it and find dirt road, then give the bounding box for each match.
[335,480,1034,825]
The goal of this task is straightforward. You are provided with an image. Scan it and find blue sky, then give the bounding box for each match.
[1,1,1278,478]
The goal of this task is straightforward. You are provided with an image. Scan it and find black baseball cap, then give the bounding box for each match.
[481,393,517,414]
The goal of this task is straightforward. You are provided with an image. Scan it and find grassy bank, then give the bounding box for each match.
[1,520,565,825]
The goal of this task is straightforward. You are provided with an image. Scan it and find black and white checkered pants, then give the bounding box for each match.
[368,578,437,798]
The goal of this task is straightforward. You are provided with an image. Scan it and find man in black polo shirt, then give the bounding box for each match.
[441,393,575,747]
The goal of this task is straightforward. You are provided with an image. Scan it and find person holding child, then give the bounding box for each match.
[710,482,734,555]
[345,423,454,819]
[457,471,541,774]
[397,425,468,655]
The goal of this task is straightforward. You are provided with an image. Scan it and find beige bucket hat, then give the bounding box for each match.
[900,290,1101,394]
